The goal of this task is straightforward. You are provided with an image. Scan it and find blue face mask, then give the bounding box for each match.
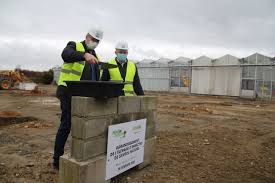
[116,53,127,63]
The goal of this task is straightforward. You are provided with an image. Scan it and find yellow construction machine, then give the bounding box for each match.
[0,70,30,90]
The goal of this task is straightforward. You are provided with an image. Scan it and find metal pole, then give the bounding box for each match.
[169,67,171,88]
[270,64,273,101]
[270,65,273,101]
[261,67,265,100]
[179,67,181,87]
[254,54,257,99]
[189,60,192,94]
[239,64,242,97]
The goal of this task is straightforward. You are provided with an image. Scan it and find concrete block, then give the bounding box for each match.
[146,110,157,127]
[71,136,106,161]
[112,113,133,125]
[145,124,156,139]
[140,96,158,112]
[134,110,157,127]
[59,155,110,183]
[132,112,146,121]
[137,136,157,169]
[72,97,118,117]
[118,96,141,114]
[72,116,113,140]
[95,156,109,183]
[112,110,157,127]
[112,112,145,125]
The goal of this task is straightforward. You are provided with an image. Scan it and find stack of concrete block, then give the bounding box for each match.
[59,96,158,183]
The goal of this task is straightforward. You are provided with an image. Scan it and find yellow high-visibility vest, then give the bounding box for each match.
[108,59,136,96]
[58,42,100,86]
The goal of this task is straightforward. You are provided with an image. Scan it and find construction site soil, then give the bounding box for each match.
[0,85,275,183]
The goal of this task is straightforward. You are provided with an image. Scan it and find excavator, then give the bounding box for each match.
[0,70,30,90]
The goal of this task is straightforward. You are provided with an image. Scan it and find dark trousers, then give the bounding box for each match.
[53,86,71,164]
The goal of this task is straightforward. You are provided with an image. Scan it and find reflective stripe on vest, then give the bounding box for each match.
[108,59,136,96]
[60,68,71,74]
[58,42,86,86]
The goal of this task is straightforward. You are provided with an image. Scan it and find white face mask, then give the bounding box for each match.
[86,41,98,50]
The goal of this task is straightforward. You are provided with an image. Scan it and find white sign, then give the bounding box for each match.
[105,119,146,180]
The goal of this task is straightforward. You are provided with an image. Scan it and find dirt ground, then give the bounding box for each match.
[1,85,275,183]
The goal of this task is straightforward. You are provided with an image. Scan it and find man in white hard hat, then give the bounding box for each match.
[101,41,144,96]
[53,27,103,169]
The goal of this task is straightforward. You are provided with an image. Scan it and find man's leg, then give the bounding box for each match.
[53,93,71,168]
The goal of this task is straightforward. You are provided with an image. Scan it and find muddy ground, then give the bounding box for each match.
[0,85,275,183]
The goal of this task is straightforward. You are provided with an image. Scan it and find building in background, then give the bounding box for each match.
[52,53,275,100]
[190,56,213,95]
[240,53,275,99]
[137,53,275,100]
[137,58,170,91]
[191,54,241,96]
[168,57,191,93]
[137,57,192,92]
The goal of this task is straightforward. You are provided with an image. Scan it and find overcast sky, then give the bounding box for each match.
[0,0,274,71]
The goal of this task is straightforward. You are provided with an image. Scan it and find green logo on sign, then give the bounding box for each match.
[112,129,127,138]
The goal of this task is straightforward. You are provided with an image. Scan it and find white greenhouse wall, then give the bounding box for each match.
[191,67,241,96]
[191,55,241,96]
[138,67,170,91]
[140,78,170,91]
[212,67,241,96]
[191,67,212,94]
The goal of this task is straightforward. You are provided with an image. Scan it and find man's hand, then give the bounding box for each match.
[84,53,98,64]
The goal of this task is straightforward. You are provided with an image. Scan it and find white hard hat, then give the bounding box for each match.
[115,41,128,50]
[88,27,104,41]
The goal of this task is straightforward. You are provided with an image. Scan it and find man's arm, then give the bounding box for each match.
[61,41,85,63]
[133,66,144,95]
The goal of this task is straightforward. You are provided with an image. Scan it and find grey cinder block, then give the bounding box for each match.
[59,155,110,183]
[137,136,157,169]
[72,97,118,117]
[72,116,113,139]
[117,96,141,114]
[145,124,156,139]
[71,136,107,161]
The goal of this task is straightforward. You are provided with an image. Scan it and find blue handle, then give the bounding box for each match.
[90,64,96,81]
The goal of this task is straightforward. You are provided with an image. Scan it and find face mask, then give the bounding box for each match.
[86,41,98,50]
[116,53,127,63]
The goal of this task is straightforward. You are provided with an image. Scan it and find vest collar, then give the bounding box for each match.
[81,41,88,51]
[115,58,128,66]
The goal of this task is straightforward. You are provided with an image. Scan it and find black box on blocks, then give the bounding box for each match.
[65,81,124,98]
